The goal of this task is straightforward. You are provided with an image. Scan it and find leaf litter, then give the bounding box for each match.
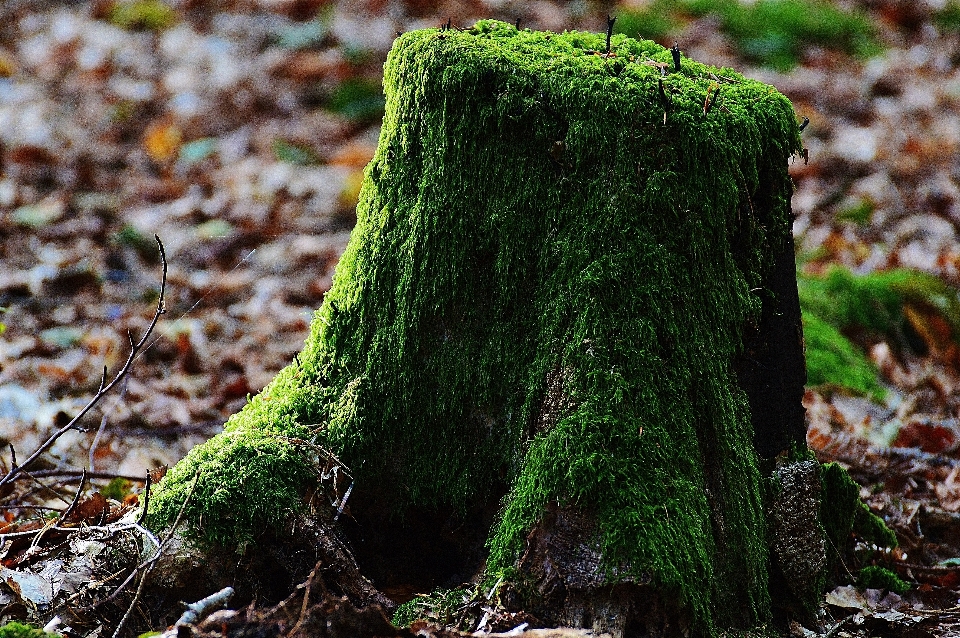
[1,0,960,636]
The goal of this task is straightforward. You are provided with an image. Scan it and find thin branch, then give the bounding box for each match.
[175,586,234,626]
[55,469,86,526]
[605,15,615,55]
[0,235,167,489]
[89,377,129,473]
[21,469,147,483]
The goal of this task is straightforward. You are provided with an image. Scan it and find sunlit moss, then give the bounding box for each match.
[0,623,57,638]
[150,20,803,634]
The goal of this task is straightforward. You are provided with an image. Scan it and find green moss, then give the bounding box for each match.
[150,20,803,633]
[0,623,57,638]
[857,565,909,594]
[820,462,897,581]
[106,0,178,31]
[935,2,960,32]
[854,501,898,549]
[613,2,681,42]
[679,0,880,70]
[392,586,472,628]
[798,266,960,397]
[146,426,320,549]
[801,310,885,400]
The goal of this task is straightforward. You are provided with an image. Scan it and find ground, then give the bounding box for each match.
[3,0,960,636]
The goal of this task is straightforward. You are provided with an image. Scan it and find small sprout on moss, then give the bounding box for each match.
[605,15,616,55]
[671,43,681,72]
[515,18,521,30]
[704,83,719,114]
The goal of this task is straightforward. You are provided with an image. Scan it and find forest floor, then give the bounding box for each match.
[2,0,960,636]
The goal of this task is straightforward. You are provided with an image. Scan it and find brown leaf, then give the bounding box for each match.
[66,492,109,524]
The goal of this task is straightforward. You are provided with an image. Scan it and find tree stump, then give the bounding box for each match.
[149,20,811,637]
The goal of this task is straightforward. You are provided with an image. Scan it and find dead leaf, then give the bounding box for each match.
[144,118,183,162]
[66,492,109,524]
[825,585,869,610]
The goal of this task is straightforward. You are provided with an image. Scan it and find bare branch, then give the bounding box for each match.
[22,469,147,483]
[89,378,128,473]
[0,236,168,489]
[55,468,87,526]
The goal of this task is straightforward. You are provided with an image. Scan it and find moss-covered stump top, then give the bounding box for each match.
[149,20,803,635]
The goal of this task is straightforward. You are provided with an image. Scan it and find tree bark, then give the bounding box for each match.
[148,20,812,637]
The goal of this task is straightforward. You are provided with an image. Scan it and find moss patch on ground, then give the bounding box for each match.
[149,20,803,634]
[613,0,880,70]
[0,623,58,638]
[820,462,897,572]
[799,266,960,399]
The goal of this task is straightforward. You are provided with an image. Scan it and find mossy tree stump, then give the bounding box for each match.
[149,21,810,637]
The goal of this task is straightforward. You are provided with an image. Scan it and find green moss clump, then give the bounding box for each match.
[150,20,803,633]
[679,0,880,70]
[392,586,472,629]
[854,501,898,550]
[146,427,320,549]
[106,0,178,31]
[857,565,909,594]
[798,266,960,397]
[0,622,57,638]
[801,310,885,400]
[820,462,897,576]
[935,2,960,32]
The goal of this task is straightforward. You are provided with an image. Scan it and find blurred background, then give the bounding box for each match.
[0,0,960,500]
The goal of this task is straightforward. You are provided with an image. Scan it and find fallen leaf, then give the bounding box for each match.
[144,118,183,162]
